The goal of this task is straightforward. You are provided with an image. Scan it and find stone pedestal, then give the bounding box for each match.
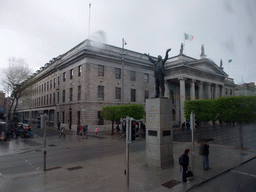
[146,97,173,169]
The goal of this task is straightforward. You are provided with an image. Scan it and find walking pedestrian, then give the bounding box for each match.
[77,123,80,135]
[69,123,71,131]
[82,125,88,139]
[60,127,65,137]
[200,141,211,170]
[182,122,186,131]
[79,125,82,135]
[57,121,61,130]
[95,127,98,136]
[23,129,27,140]
[116,124,120,135]
[179,148,190,183]
[15,127,19,139]
[186,120,190,130]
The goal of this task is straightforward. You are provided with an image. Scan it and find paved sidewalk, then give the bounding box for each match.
[1,131,256,191]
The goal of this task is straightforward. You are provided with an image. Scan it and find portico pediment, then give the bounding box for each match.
[187,59,227,77]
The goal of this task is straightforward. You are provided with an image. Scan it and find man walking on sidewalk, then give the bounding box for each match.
[82,125,88,139]
[200,141,211,170]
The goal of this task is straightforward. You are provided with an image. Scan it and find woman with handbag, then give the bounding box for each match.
[181,148,190,183]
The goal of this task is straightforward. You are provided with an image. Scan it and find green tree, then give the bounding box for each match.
[184,99,217,141]
[216,96,256,148]
[184,96,256,147]
[102,104,145,134]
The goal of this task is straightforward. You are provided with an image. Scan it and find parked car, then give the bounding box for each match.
[0,122,6,140]
[22,124,31,131]
[17,122,23,128]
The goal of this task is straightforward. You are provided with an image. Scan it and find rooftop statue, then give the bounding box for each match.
[201,44,205,56]
[180,43,184,55]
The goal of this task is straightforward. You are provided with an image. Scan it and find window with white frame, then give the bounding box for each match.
[98,86,104,100]
[98,65,104,76]
[115,68,121,79]
[115,87,121,101]
[131,71,136,81]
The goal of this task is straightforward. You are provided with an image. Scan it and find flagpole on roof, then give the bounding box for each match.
[88,3,91,39]
[183,33,186,54]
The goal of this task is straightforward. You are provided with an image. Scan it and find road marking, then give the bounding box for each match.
[0,172,2,176]
[231,170,256,178]
[25,160,33,166]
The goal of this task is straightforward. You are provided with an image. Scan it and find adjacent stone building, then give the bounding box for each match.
[16,40,235,131]
[16,40,155,131]
[235,82,256,96]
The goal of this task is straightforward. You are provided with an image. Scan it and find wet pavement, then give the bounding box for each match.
[174,123,256,150]
[0,124,256,191]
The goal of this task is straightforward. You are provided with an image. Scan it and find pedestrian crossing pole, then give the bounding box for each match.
[41,114,47,171]
[125,116,130,189]
[190,112,195,174]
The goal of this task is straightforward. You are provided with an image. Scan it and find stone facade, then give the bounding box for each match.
[16,40,155,132]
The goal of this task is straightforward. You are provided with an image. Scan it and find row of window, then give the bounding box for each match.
[32,86,82,107]
[32,85,149,107]
[33,65,149,96]
[99,65,149,82]
[33,65,82,96]
[98,86,149,102]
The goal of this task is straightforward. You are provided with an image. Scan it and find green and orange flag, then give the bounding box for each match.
[185,33,194,41]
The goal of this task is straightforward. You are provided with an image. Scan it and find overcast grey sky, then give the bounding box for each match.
[1,0,256,90]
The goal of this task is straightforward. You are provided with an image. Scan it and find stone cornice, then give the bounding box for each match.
[32,41,153,82]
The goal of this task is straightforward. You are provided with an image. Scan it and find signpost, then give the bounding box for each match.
[125,116,135,189]
[41,114,47,171]
[190,112,195,174]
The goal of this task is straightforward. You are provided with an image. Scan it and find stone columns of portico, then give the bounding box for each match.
[190,79,196,100]
[215,84,220,99]
[220,85,224,97]
[179,78,186,124]
[206,83,211,99]
[164,80,170,98]
[199,81,204,99]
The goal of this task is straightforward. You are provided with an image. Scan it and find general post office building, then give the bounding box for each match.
[16,40,235,132]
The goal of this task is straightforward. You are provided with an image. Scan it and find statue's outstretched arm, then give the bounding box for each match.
[144,53,156,63]
[163,48,171,63]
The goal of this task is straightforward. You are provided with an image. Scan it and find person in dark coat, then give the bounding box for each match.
[57,121,61,130]
[82,125,88,139]
[77,123,80,135]
[202,141,210,170]
[15,127,20,139]
[116,124,120,135]
[186,120,190,130]
[181,148,190,183]
[182,122,186,131]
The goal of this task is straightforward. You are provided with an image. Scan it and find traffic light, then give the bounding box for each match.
[131,120,136,141]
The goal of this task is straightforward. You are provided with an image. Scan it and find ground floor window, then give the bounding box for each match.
[62,111,65,124]
[98,111,104,125]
